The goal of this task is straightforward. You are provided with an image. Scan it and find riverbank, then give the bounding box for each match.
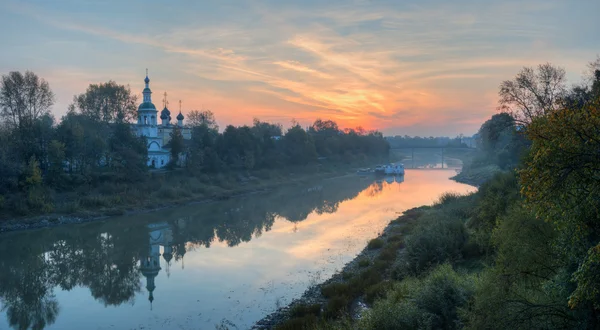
[451,164,503,187]
[252,183,480,329]
[252,186,479,329]
[0,160,386,233]
[252,206,427,329]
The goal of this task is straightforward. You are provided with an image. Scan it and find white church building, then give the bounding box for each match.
[134,72,191,168]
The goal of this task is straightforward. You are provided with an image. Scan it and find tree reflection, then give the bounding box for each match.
[0,176,386,329]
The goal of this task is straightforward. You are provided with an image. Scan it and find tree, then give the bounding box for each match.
[169,127,185,167]
[55,111,107,177]
[519,74,600,322]
[22,156,53,213]
[188,124,221,172]
[282,124,317,165]
[0,71,54,130]
[46,140,66,187]
[108,122,148,182]
[71,81,138,123]
[187,110,218,131]
[498,63,567,126]
[251,119,283,168]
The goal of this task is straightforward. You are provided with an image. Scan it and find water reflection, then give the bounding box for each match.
[0,176,378,329]
[0,172,475,329]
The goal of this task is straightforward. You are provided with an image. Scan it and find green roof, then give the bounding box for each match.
[138,102,157,110]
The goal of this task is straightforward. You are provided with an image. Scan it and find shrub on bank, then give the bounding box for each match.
[358,258,371,267]
[403,211,468,275]
[360,264,474,330]
[367,238,385,250]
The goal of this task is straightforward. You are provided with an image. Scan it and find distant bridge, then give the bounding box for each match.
[389,147,474,170]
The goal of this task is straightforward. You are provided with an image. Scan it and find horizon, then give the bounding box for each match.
[1,0,598,136]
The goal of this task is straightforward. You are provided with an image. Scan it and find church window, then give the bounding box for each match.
[161,159,164,165]
[144,116,148,125]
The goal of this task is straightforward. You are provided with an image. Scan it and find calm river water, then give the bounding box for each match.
[0,170,475,330]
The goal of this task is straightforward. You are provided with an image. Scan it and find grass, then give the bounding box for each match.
[289,303,322,318]
[2,157,390,223]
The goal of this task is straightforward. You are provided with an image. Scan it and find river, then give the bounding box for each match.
[0,170,475,330]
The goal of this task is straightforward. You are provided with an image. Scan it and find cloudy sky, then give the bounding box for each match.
[0,0,598,136]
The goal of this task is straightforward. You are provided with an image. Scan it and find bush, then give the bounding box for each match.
[321,283,351,299]
[289,303,321,318]
[364,281,393,305]
[387,234,403,243]
[403,211,468,275]
[367,238,384,250]
[324,296,350,319]
[360,264,474,330]
[358,258,371,268]
[467,171,520,254]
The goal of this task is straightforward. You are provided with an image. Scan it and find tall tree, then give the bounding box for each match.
[187,110,218,131]
[498,63,567,126]
[0,71,54,130]
[520,72,600,323]
[282,124,317,165]
[72,81,138,123]
[0,71,55,166]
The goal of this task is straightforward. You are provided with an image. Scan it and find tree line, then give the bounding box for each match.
[357,58,600,329]
[0,71,389,217]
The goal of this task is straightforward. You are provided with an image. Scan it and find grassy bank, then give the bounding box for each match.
[259,167,595,329]
[254,188,482,329]
[0,158,387,232]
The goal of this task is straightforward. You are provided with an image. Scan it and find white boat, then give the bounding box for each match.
[384,163,405,175]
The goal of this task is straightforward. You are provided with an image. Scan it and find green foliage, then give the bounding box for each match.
[283,124,317,165]
[475,113,526,169]
[520,85,600,316]
[367,238,384,250]
[403,210,468,275]
[71,80,138,123]
[108,121,148,182]
[570,244,600,309]
[364,281,393,305]
[359,264,474,330]
[169,127,185,166]
[465,205,578,330]
[357,258,370,268]
[467,171,520,254]
[324,296,350,319]
[289,303,321,318]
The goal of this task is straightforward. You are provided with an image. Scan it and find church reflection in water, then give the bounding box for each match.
[139,220,187,309]
[0,175,390,329]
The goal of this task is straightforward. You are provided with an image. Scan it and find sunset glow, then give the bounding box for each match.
[1,0,598,135]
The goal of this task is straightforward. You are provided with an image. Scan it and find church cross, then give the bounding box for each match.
[163,91,168,108]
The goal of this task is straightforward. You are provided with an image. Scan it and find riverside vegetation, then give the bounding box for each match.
[0,72,390,223]
[259,59,600,329]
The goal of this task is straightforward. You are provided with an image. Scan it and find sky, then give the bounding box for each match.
[0,0,598,136]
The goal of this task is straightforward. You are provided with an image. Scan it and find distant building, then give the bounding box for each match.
[133,72,191,168]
